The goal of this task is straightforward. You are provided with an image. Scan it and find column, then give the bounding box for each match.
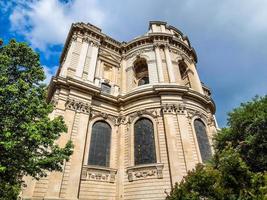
[161,104,187,185]
[164,45,175,83]
[176,60,183,84]
[87,42,99,82]
[94,59,101,86]
[76,37,89,77]
[188,63,204,94]
[120,56,127,93]
[176,109,196,171]
[64,100,91,199]
[154,44,164,83]
[60,35,77,77]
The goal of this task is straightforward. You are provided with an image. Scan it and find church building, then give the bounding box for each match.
[22,21,218,200]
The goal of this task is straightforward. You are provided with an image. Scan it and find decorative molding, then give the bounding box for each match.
[90,110,126,126]
[125,46,153,60]
[65,98,91,114]
[50,97,58,108]
[127,108,160,123]
[126,163,164,182]
[161,103,186,115]
[187,109,209,125]
[81,165,117,183]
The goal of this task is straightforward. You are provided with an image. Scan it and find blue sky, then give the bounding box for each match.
[0,0,266,127]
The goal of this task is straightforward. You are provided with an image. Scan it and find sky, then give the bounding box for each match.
[0,0,266,127]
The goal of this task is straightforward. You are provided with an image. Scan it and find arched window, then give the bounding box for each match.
[134,118,156,165]
[88,121,111,167]
[194,119,212,162]
[134,58,149,86]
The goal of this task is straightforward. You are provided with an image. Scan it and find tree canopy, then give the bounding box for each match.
[0,39,73,199]
[166,96,267,200]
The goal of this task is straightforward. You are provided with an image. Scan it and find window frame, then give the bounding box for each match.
[84,118,116,169]
[129,115,161,167]
[191,117,212,163]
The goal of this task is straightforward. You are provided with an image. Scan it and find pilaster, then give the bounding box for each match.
[154,44,164,83]
[76,37,90,77]
[87,42,99,82]
[164,45,176,83]
[62,98,91,199]
[60,35,77,77]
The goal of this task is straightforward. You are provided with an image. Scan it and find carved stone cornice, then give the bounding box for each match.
[81,165,117,183]
[186,109,210,126]
[161,103,186,115]
[90,110,126,126]
[65,98,91,114]
[125,46,153,60]
[127,108,160,123]
[126,163,164,182]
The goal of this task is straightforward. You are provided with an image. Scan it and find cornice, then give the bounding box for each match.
[49,78,215,114]
[59,22,198,67]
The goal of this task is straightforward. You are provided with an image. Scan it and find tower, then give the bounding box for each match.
[22,21,218,200]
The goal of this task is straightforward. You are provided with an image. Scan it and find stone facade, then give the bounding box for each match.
[22,21,218,200]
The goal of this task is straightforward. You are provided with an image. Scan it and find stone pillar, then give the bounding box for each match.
[60,35,77,77]
[164,45,175,83]
[63,99,91,199]
[121,56,126,93]
[87,42,99,82]
[188,63,204,94]
[154,44,164,83]
[176,105,196,171]
[121,57,127,94]
[161,104,187,185]
[76,38,90,77]
[94,59,101,86]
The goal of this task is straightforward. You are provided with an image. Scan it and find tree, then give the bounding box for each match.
[0,39,73,199]
[166,96,267,200]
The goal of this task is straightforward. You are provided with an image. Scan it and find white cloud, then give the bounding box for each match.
[9,0,105,51]
[43,65,58,84]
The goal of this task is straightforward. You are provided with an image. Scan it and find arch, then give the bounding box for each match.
[88,120,112,167]
[134,118,156,165]
[193,118,212,163]
[133,57,149,86]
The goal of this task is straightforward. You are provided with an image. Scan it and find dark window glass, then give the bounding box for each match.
[101,83,111,94]
[194,119,212,162]
[88,121,111,167]
[179,62,187,78]
[134,118,156,165]
[138,77,149,86]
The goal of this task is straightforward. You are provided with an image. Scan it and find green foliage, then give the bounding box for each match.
[0,39,73,198]
[166,96,267,200]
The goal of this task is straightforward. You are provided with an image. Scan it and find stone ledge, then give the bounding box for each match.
[81,165,117,183]
[126,163,164,182]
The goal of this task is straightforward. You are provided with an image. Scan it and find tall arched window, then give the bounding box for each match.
[88,121,111,167]
[134,118,156,165]
[134,58,149,86]
[194,119,212,162]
